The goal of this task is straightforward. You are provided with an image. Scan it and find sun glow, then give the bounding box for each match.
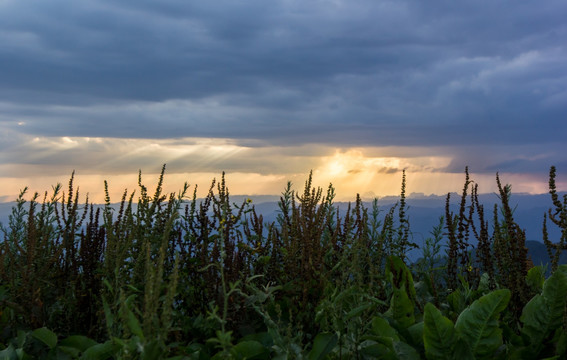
[0,136,560,204]
[312,149,455,199]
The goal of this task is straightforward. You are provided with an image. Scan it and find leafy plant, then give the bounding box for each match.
[0,165,566,359]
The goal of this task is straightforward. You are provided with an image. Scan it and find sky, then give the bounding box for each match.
[1,0,566,203]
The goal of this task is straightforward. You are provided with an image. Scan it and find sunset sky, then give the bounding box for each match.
[1,0,566,203]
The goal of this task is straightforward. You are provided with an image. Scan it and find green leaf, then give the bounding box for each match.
[371,316,400,340]
[58,346,82,358]
[540,267,567,331]
[388,286,416,328]
[455,289,510,359]
[31,327,58,349]
[366,317,412,358]
[239,332,273,348]
[141,339,163,360]
[386,256,417,301]
[359,342,392,358]
[186,343,210,360]
[102,298,113,332]
[423,303,457,360]
[521,267,567,353]
[231,340,269,360]
[59,336,98,353]
[386,256,417,328]
[81,340,119,360]
[345,302,373,321]
[521,295,546,344]
[558,264,567,276]
[16,347,33,360]
[0,344,18,360]
[307,332,338,360]
[211,350,231,360]
[16,330,27,348]
[392,341,420,360]
[526,266,545,292]
[447,290,466,315]
[452,338,474,360]
[406,322,424,350]
[126,307,145,341]
[556,328,567,357]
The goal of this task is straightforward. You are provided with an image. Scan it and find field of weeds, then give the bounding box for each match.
[0,165,566,359]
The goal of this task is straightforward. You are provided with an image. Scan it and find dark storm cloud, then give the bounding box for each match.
[442,144,567,175]
[0,0,566,171]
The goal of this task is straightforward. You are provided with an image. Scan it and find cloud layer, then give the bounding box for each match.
[1,0,566,199]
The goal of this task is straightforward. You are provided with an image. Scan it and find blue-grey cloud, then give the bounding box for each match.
[0,0,566,175]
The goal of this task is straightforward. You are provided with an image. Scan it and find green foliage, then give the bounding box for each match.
[454,289,510,359]
[385,256,418,328]
[0,165,566,359]
[362,315,421,359]
[423,303,457,360]
[307,332,338,360]
[519,265,567,357]
[31,328,58,350]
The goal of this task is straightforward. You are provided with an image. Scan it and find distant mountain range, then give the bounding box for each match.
[1,192,565,266]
